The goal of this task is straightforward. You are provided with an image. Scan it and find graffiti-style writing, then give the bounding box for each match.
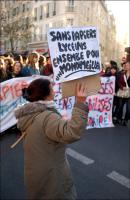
[88,112,112,128]
[99,81,114,95]
[0,81,28,101]
[88,97,112,112]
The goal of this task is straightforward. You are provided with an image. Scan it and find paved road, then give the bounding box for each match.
[1,125,130,200]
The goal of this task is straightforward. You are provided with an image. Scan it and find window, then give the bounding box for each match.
[16,7,19,15]
[5,1,7,7]
[23,4,25,12]
[27,3,30,11]
[69,0,74,6]
[67,18,73,26]
[12,8,16,16]
[67,0,74,12]
[34,33,36,40]
[46,3,49,18]
[40,27,43,40]
[53,0,56,15]
[26,17,29,29]
[40,5,43,19]
[8,12,10,20]
[34,8,37,21]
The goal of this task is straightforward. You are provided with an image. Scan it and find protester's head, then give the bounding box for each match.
[125,61,130,71]
[3,53,9,57]
[104,62,111,75]
[21,54,28,66]
[12,61,22,75]
[39,55,46,68]
[22,78,54,102]
[121,61,126,69]
[4,57,14,67]
[27,52,39,67]
[104,62,111,69]
[46,56,51,65]
[121,56,126,64]
[0,58,7,81]
[14,54,23,64]
[0,58,5,69]
[42,51,51,65]
[122,62,126,71]
[110,60,117,68]
[110,65,118,75]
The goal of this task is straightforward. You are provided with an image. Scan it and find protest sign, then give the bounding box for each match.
[47,26,101,83]
[87,76,115,128]
[53,82,75,119]
[55,76,115,128]
[0,76,114,133]
[0,78,28,133]
[61,76,115,128]
[0,76,48,133]
[61,74,100,98]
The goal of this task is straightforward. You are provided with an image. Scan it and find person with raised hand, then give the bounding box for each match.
[14,78,89,200]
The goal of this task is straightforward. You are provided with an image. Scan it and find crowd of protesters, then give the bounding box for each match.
[101,58,130,127]
[0,50,130,127]
[0,51,53,82]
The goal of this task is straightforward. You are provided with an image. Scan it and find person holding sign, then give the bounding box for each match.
[14,78,89,200]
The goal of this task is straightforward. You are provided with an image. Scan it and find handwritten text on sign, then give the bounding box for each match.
[87,76,115,128]
[0,76,42,133]
[0,76,115,133]
[48,27,101,83]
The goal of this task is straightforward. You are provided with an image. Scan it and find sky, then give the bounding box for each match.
[106,0,129,44]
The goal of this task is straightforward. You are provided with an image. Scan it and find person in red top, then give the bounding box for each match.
[40,54,53,76]
[113,61,130,125]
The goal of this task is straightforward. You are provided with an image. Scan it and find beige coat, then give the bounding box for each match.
[15,101,88,200]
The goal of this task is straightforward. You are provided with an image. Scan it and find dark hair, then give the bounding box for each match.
[111,65,118,71]
[13,61,23,69]
[110,60,117,67]
[22,78,51,102]
[39,55,45,67]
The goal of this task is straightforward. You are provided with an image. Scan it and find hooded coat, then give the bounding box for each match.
[15,101,88,200]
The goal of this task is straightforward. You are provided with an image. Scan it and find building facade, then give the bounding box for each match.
[0,0,124,64]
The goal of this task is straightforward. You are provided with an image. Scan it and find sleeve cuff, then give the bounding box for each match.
[74,102,89,112]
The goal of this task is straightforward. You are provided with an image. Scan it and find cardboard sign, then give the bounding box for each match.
[61,74,100,98]
[47,26,101,83]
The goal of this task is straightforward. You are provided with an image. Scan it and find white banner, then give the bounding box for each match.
[53,82,75,119]
[0,76,45,133]
[0,76,115,133]
[47,26,101,83]
[54,76,115,129]
[87,76,115,128]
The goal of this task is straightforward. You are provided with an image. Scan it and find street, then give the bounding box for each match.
[1,125,130,200]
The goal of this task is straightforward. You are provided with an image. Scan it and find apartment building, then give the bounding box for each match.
[1,0,117,63]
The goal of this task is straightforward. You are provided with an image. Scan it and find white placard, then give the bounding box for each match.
[47,26,101,83]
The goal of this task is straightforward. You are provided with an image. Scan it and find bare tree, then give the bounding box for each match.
[0,1,33,53]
